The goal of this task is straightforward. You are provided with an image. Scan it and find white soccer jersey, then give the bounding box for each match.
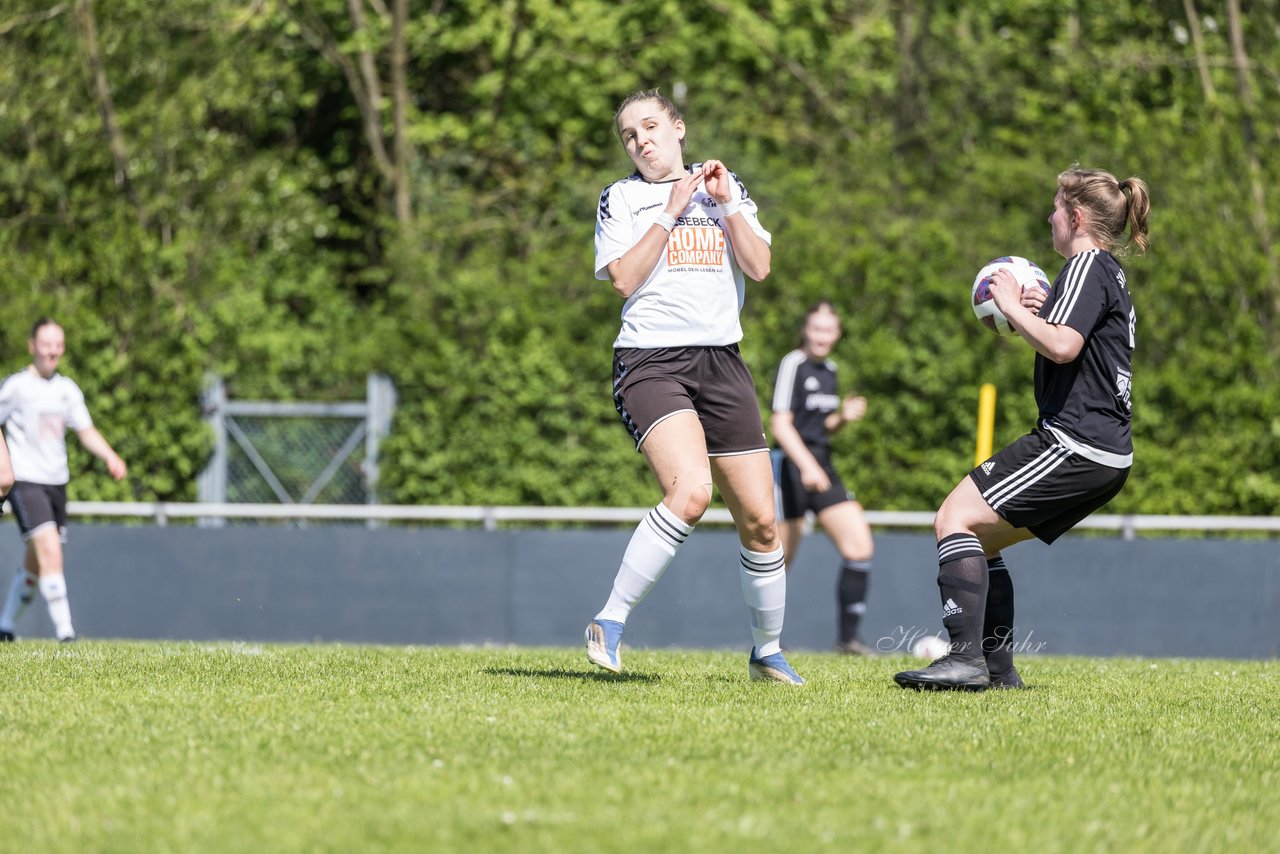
[0,368,93,485]
[595,164,772,348]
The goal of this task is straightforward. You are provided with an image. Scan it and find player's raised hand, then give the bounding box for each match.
[841,395,867,423]
[700,159,733,204]
[664,170,703,218]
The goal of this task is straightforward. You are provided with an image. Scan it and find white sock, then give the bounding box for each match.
[39,574,75,640]
[596,503,693,624]
[0,570,37,633]
[740,546,787,656]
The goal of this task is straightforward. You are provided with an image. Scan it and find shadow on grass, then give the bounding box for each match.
[484,666,660,684]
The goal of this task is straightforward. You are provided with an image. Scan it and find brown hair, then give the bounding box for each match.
[29,317,59,339]
[798,300,840,347]
[1058,167,1151,255]
[614,88,686,152]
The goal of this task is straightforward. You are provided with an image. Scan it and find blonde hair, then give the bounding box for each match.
[1058,167,1151,255]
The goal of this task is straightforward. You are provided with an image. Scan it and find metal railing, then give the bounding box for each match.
[64,501,1280,539]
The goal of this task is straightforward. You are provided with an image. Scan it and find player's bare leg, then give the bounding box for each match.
[29,529,75,641]
[710,451,776,552]
[778,517,805,569]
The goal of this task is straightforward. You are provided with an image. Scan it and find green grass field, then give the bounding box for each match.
[1,642,1276,852]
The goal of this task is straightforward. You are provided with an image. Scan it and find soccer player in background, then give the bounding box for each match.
[583,88,803,684]
[0,319,128,642]
[895,167,1150,691]
[770,301,878,655]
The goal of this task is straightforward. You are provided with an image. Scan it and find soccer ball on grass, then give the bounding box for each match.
[910,634,951,661]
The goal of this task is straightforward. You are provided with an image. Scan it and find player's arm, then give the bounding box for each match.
[770,411,830,492]
[0,436,14,495]
[701,160,770,281]
[75,427,127,481]
[990,268,1084,363]
[606,172,703,298]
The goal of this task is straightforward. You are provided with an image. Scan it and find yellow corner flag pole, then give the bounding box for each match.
[975,383,997,466]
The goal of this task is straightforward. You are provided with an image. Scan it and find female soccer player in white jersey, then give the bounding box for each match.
[771,301,877,655]
[0,319,128,642]
[896,167,1151,691]
[584,89,803,684]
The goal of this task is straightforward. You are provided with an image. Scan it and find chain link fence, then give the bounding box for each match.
[198,374,396,525]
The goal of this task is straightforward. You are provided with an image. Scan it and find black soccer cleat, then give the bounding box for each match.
[894,654,990,691]
[0,630,14,642]
[988,665,1026,690]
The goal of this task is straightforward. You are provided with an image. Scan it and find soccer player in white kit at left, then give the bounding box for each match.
[0,319,128,642]
[583,88,803,684]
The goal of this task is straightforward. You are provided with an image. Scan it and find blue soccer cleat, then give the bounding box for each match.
[748,648,805,685]
[585,619,624,673]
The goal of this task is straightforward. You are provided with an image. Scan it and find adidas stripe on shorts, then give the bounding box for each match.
[969,427,1129,544]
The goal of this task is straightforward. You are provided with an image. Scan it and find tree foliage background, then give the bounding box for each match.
[1,0,1277,514]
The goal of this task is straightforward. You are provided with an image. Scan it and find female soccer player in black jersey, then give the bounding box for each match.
[896,167,1151,691]
[584,89,803,684]
[771,301,877,655]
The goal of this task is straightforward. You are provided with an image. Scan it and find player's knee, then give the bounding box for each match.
[668,484,712,526]
[932,513,959,542]
[841,542,874,562]
[667,468,714,525]
[677,490,711,525]
[934,506,984,544]
[933,505,966,541]
[740,508,778,549]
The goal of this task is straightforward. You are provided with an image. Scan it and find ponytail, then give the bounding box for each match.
[1119,177,1150,255]
[1058,167,1151,256]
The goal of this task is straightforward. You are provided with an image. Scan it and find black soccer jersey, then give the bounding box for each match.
[772,349,840,453]
[1035,249,1135,467]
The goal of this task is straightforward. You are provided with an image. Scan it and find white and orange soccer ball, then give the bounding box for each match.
[971,256,1051,336]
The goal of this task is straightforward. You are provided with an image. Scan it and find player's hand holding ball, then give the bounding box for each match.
[972,256,1051,336]
[988,267,1025,313]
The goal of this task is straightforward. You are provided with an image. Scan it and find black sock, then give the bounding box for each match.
[837,559,870,643]
[936,533,988,659]
[983,559,1015,675]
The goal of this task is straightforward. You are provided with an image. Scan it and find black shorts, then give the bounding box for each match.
[9,482,69,543]
[612,345,768,455]
[774,449,854,520]
[970,428,1129,544]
